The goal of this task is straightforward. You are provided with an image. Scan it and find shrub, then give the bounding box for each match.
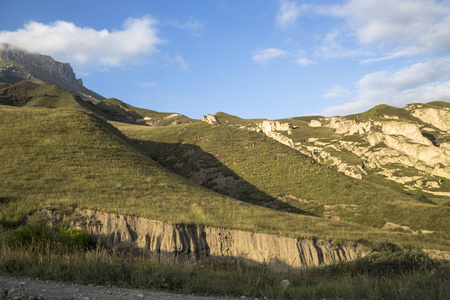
[4,224,90,251]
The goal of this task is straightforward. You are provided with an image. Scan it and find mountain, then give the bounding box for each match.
[0,45,193,126]
[0,80,193,125]
[0,43,104,103]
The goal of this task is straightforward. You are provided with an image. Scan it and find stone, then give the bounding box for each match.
[406,104,450,131]
[280,279,290,289]
[309,120,322,127]
[202,114,220,124]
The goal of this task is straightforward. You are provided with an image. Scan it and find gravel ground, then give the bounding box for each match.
[0,275,237,300]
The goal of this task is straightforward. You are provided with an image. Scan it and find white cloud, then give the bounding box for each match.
[296,57,315,66]
[322,57,450,115]
[275,0,301,29]
[252,48,288,64]
[0,16,163,70]
[170,17,205,37]
[175,55,188,71]
[322,0,450,59]
[323,85,351,99]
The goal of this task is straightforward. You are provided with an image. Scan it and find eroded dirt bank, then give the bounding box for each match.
[31,208,366,272]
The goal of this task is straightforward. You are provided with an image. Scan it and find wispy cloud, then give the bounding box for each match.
[169,17,205,37]
[316,0,450,60]
[252,48,288,64]
[322,57,450,115]
[275,0,301,29]
[296,57,315,66]
[0,16,163,70]
[175,55,188,71]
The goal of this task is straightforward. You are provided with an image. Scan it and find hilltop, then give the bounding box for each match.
[0,43,104,103]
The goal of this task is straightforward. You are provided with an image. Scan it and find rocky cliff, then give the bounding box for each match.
[0,43,104,103]
[304,104,450,185]
[32,208,365,272]
[207,104,450,196]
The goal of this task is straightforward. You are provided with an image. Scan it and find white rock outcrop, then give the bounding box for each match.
[300,108,450,181]
[202,114,220,124]
[381,121,431,146]
[406,104,450,132]
[324,117,371,135]
[258,120,293,135]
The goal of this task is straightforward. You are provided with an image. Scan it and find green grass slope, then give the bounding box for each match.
[115,122,450,242]
[0,60,42,84]
[1,105,448,251]
[0,106,232,226]
[214,111,266,124]
[96,98,193,125]
[0,81,108,118]
[347,104,422,122]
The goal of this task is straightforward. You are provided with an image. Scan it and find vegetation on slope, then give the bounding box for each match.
[96,97,193,125]
[0,81,108,117]
[214,111,266,124]
[347,104,422,122]
[0,105,448,250]
[0,60,42,84]
[115,121,450,242]
[1,225,448,300]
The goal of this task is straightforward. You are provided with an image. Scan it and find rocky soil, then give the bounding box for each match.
[0,275,230,300]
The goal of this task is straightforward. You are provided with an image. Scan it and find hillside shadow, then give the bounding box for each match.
[130,139,315,216]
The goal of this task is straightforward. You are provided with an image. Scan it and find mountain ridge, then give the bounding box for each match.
[0,43,104,103]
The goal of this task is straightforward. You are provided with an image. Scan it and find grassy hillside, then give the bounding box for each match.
[0,105,448,251]
[214,112,266,124]
[114,121,450,242]
[0,81,108,117]
[0,60,42,84]
[96,98,193,125]
[347,104,421,122]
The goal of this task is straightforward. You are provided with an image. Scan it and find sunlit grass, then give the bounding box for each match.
[0,106,448,251]
[0,226,448,300]
[114,121,450,245]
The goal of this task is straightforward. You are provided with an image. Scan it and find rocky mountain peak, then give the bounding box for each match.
[0,43,104,103]
[0,43,80,84]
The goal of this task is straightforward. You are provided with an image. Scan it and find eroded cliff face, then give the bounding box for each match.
[406,103,450,132]
[309,114,450,182]
[206,103,450,195]
[32,208,365,272]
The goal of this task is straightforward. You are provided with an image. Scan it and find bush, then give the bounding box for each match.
[5,224,90,251]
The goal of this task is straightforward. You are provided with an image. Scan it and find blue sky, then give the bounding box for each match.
[1,0,450,119]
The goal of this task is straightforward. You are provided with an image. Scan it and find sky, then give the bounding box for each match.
[0,0,450,119]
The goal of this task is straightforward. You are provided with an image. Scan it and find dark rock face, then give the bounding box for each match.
[0,43,104,102]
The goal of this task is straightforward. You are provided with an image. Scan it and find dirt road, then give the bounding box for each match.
[0,275,237,300]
